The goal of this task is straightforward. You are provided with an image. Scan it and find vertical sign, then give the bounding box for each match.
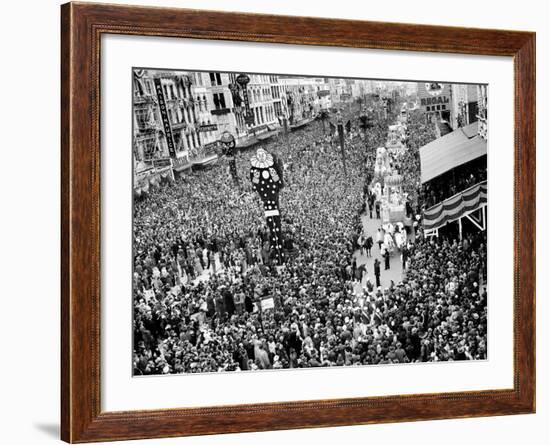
[153,78,176,157]
[236,74,254,125]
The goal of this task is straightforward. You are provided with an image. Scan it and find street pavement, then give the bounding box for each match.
[352,210,405,294]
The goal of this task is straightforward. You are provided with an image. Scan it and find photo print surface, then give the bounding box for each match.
[132,69,488,376]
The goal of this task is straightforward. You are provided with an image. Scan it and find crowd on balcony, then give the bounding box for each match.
[422,160,487,209]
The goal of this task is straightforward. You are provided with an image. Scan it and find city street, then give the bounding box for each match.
[131,71,488,375]
[353,212,405,292]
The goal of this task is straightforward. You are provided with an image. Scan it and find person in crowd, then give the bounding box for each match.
[374,258,381,288]
[365,235,373,257]
[384,248,391,271]
[376,228,384,250]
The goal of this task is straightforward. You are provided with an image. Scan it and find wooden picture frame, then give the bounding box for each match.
[61,2,536,442]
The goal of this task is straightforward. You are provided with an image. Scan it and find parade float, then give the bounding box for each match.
[380,172,407,224]
[373,146,391,179]
[386,123,407,155]
[370,146,410,228]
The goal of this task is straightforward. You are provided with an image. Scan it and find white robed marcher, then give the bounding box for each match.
[384,232,395,254]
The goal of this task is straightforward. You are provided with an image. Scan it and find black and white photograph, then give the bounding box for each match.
[131,69,488,376]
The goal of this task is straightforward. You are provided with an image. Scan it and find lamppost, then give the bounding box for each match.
[220,130,238,184]
[336,111,348,177]
[278,113,290,152]
[320,109,329,135]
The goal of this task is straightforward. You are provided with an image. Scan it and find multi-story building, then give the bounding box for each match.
[132,69,201,165]
[247,74,278,131]
[326,77,352,106]
[270,75,285,119]
[476,84,488,140]
[198,71,241,144]
[133,70,167,164]
[416,82,453,135]
[280,77,320,124]
[133,70,337,181]
[315,81,332,112]
[189,72,219,152]
[450,83,479,129]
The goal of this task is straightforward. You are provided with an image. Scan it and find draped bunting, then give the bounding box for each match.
[423,181,487,230]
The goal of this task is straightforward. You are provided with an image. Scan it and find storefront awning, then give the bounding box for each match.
[420,122,487,184]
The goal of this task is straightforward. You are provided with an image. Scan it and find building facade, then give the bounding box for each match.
[450,83,480,129]
[133,70,344,180]
[133,69,201,165]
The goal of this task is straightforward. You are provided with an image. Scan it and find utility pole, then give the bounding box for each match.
[336,111,347,177]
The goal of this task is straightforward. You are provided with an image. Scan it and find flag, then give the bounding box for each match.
[345,120,351,134]
[329,122,336,135]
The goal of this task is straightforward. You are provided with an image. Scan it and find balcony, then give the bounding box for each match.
[423,180,487,231]
[211,108,231,116]
[134,94,156,105]
[171,121,187,130]
[136,121,160,132]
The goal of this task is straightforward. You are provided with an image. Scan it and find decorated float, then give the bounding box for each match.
[369,147,411,228]
[386,123,407,155]
[373,146,391,178]
[380,173,407,224]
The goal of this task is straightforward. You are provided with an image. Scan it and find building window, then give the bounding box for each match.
[139,135,158,161]
[209,72,222,86]
[135,107,153,130]
[213,93,226,110]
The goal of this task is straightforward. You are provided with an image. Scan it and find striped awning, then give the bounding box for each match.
[423,181,487,230]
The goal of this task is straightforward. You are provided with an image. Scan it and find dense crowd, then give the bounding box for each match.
[422,161,487,208]
[132,105,488,375]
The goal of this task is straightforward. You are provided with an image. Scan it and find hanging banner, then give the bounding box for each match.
[153,78,176,157]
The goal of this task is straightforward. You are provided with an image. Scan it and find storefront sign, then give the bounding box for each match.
[152,157,172,169]
[203,141,220,150]
[420,96,450,106]
[417,82,451,112]
[153,78,176,157]
[199,123,218,132]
